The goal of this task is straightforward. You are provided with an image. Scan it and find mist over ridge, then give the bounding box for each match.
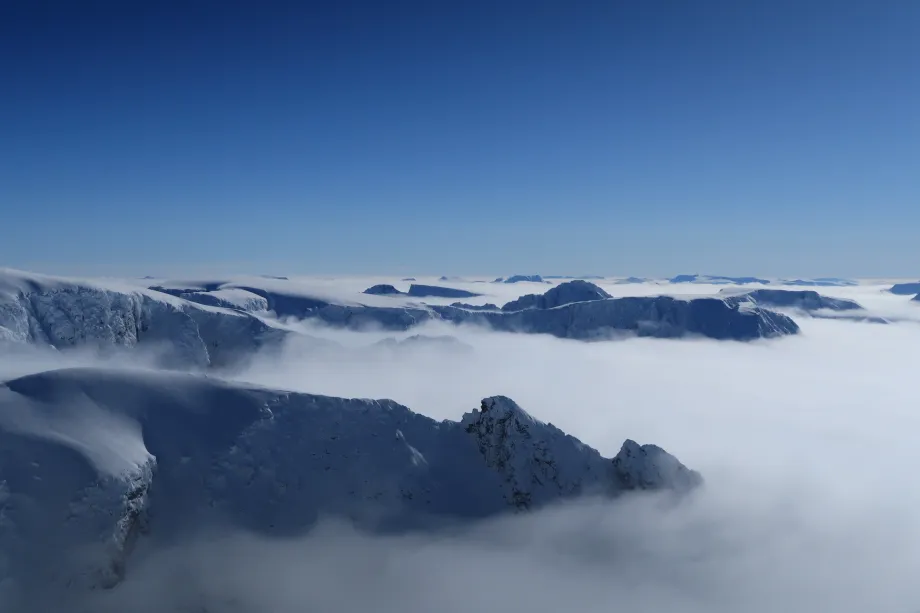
[2,269,920,611]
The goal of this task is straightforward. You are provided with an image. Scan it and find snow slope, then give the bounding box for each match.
[0,367,700,603]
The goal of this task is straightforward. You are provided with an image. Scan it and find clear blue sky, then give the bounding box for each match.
[1,1,918,278]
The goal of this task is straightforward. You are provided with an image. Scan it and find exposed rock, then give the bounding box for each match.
[461,396,700,510]
[502,275,545,284]
[407,284,481,299]
[890,282,920,296]
[721,289,863,312]
[782,278,857,287]
[450,302,499,311]
[502,280,612,312]
[670,274,770,285]
[363,284,404,296]
[435,295,799,341]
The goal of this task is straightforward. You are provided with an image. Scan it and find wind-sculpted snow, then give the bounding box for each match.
[782,277,857,287]
[501,280,612,312]
[0,367,699,603]
[148,287,269,312]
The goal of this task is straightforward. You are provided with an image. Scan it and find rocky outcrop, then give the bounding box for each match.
[435,295,799,341]
[407,284,480,299]
[782,278,857,287]
[502,280,611,312]
[450,302,499,311]
[615,277,648,284]
[460,397,700,510]
[670,274,770,285]
[890,282,920,296]
[363,284,403,295]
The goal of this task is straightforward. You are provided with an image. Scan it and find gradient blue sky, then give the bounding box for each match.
[2,1,918,278]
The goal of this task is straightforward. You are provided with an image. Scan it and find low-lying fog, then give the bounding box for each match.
[3,281,920,612]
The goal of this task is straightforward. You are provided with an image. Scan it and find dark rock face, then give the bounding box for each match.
[450,302,499,311]
[503,275,545,284]
[436,295,799,341]
[502,280,612,312]
[723,289,863,312]
[363,284,403,295]
[890,282,920,295]
[407,284,481,299]
[783,278,856,287]
[670,274,770,285]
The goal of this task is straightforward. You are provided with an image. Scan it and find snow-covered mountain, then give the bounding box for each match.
[434,294,798,340]
[0,367,700,602]
[719,289,890,324]
[501,280,612,311]
[720,288,863,312]
[0,270,292,369]
[0,271,801,361]
[670,274,771,285]
[890,281,920,296]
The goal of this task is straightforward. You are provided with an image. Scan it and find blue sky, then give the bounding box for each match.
[1,1,918,278]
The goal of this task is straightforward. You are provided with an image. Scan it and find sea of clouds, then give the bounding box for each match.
[2,279,920,612]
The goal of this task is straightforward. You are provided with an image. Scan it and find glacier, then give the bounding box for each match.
[0,367,700,602]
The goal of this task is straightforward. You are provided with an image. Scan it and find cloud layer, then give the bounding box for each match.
[4,280,920,612]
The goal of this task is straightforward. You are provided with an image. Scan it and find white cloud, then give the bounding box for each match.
[4,280,920,612]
